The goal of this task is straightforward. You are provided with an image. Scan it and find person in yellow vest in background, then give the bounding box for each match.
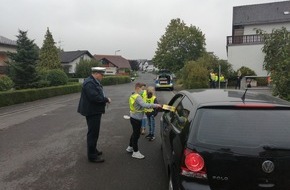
[220,74,225,82]
[144,86,159,141]
[126,83,162,159]
[209,70,216,88]
[140,83,147,135]
[214,73,219,88]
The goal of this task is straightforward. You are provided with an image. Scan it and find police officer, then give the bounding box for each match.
[77,67,111,163]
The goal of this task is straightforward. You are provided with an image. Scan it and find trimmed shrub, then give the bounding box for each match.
[0,75,131,107]
[0,83,82,107]
[101,76,131,85]
[182,61,209,89]
[75,59,101,78]
[47,69,68,86]
[68,78,79,83]
[0,75,14,91]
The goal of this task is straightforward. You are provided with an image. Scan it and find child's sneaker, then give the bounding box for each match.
[145,134,152,139]
[126,146,133,153]
[149,136,156,141]
[132,151,145,159]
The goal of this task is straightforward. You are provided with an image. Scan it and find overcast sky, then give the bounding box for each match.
[1,0,279,60]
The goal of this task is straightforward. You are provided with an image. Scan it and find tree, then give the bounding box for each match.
[182,60,208,89]
[38,27,61,70]
[46,69,68,86]
[238,66,256,76]
[153,18,206,73]
[128,60,139,71]
[257,27,290,99]
[75,59,102,78]
[8,30,40,89]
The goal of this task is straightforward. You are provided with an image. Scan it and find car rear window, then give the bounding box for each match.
[192,108,290,148]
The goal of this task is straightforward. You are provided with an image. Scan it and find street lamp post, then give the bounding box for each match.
[218,64,221,89]
[115,50,121,55]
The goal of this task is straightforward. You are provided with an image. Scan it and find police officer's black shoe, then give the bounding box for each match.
[88,157,105,163]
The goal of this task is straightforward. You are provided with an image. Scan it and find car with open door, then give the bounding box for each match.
[155,72,174,91]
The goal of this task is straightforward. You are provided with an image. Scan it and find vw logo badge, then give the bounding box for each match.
[262,160,274,173]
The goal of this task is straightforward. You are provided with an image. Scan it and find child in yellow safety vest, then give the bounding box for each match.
[127,83,162,159]
[144,86,159,141]
[140,83,147,135]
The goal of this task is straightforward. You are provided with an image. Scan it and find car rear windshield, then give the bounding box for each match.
[192,108,290,148]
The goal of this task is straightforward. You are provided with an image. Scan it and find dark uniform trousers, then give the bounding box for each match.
[86,114,102,159]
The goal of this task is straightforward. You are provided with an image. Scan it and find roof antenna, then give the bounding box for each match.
[241,88,248,103]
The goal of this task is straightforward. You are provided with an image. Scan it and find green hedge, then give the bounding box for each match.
[69,75,131,85]
[101,76,131,85]
[0,83,82,107]
[0,75,131,107]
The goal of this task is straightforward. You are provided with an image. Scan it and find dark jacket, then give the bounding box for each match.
[77,75,109,116]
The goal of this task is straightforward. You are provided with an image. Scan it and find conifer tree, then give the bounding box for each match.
[39,28,61,70]
[8,30,40,89]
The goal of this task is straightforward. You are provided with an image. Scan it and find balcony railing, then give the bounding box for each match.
[227,34,264,45]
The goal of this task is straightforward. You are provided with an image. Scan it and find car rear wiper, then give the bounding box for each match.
[263,145,290,151]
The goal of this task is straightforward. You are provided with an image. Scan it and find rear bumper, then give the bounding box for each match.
[180,180,211,190]
[155,84,173,88]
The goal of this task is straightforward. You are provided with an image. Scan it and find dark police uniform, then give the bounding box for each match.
[77,71,109,161]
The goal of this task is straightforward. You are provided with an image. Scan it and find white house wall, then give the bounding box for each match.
[244,23,290,35]
[69,54,92,73]
[68,59,79,73]
[0,46,16,53]
[227,44,268,76]
[229,22,290,76]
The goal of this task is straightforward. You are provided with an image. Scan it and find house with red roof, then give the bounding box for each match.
[94,55,131,75]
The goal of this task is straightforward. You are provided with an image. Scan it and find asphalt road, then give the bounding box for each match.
[0,72,175,190]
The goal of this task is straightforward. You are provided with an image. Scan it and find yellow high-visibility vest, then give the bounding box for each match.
[210,73,215,81]
[129,93,143,113]
[214,75,218,82]
[141,90,147,101]
[145,96,156,112]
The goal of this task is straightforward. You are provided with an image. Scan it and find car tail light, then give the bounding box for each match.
[180,148,207,179]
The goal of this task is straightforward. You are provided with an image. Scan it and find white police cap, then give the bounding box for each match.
[91,67,106,73]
